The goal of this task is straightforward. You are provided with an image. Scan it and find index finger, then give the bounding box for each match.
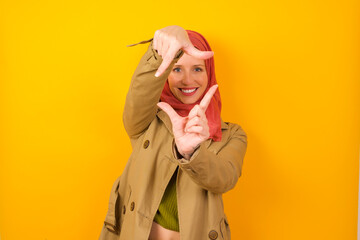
[199,85,218,110]
[155,46,179,77]
[157,102,180,122]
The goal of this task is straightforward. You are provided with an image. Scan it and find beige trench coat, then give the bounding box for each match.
[99,41,247,240]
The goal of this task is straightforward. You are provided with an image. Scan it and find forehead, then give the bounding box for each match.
[176,53,205,66]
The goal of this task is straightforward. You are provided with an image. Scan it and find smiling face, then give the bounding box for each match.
[167,53,208,104]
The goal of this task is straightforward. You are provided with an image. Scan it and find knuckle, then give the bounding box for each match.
[156,31,163,39]
[183,41,190,48]
[162,32,170,39]
[194,105,200,112]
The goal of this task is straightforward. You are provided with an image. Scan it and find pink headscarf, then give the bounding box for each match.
[160,30,222,141]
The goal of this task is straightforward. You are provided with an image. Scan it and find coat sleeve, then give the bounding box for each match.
[176,123,247,194]
[123,41,183,141]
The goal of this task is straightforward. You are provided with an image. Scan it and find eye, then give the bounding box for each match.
[173,67,181,73]
[194,67,203,72]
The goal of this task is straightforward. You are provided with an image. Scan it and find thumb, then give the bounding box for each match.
[157,102,180,123]
[183,44,214,60]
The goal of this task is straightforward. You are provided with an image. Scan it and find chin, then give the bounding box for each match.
[175,92,200,104]
[180,98,197,104]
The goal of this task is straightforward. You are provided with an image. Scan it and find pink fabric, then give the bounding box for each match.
[160,30,222,141]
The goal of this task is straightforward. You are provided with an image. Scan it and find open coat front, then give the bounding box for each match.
[99,41,247,240]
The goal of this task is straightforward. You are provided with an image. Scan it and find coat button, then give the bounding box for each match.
[123,205,126,214]
[130,201,135,211]
[143,140,150,149]
[208,230,218,240]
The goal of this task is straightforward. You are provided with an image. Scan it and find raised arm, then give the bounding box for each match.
[123,42,182,139]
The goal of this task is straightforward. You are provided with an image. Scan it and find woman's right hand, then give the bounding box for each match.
[153,25,214,77]
[157,85,218,160]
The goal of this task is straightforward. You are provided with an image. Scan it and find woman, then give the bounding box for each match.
[99,25,247,240]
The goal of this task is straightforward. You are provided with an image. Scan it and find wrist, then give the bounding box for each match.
[176,144,200,160]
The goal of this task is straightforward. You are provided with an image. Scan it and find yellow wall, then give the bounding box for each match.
[0,0,359,239]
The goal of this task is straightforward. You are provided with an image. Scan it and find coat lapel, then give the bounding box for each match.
[157,110,174,136]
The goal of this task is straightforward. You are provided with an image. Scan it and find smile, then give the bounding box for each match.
[179,88,198,96]
[181,88,196,93]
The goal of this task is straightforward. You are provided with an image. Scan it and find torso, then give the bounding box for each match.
[115,117,242,239]
[148,221,180,240]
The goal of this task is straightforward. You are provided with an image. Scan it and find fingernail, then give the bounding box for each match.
[155,71,160,77]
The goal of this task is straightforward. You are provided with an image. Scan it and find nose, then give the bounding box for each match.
[181,71,193,85]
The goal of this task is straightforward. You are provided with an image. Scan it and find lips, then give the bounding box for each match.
[179,88,198,96]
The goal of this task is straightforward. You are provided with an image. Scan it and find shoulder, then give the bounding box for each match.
[205,120,247,154]
[221,120,247,137]
[221,120,247,141]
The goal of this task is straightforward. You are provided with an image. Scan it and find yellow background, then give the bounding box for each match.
[0,0,359,239]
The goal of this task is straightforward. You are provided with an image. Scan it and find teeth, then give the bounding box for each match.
[181,88,196,93]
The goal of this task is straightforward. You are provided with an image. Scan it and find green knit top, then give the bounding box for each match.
[153,168,179,232]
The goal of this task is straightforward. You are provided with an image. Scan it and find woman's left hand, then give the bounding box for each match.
[157,85,218,160]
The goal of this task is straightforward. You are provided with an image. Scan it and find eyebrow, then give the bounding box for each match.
[173,64,205,67]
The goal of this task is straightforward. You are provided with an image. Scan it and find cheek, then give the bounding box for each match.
[167,75,175,88]
[200,74,209,88]
[197,75,209,97]
[167,76,178,95]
